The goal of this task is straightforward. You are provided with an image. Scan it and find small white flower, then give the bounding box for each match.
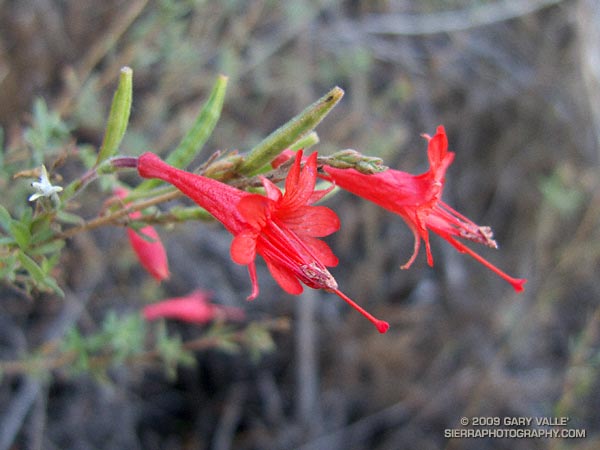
[29,165,63,202]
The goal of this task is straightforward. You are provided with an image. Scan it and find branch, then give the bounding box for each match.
[360,0,563,36]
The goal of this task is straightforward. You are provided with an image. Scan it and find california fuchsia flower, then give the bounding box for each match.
[142,290,245,323]
[114,187,170,282]
[137,151,389,333]
[323,126,526,293]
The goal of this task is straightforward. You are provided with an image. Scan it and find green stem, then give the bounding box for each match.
[61,156,137,202]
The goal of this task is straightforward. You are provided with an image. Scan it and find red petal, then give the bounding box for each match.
[296,151,318,196]
[230,230,258,265]
[142,290,245,323]
[281,205,340,237]
[282,151,316,208]
[271,150,295,168]
[264,259,303,295]
[400,225,422,270]
[261,176,282,202]
[142,292,214,323]
[323,167,422,211]
[301,235,339,267]
[115,185,170,282]
[127,226,170,282]
[309,184,335,204]
[284,149,302,190]
[113,187,129,200]
[427,126,450,173]
[236,195,270,228]
[246,262,260,300]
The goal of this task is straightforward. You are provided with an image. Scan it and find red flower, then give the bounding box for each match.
[115,187,170,282]
[142,290,245,323]
[137,151,389,333]
[323,126,526,293]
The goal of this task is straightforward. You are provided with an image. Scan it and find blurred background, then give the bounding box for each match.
[1,0,599,449]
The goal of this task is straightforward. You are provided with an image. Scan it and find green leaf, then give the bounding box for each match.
[169,206,214,222]
[17,250,64,296]
[30,226,54,246]
[155,323,196,379]
[167,74,228,168]
[0,236,16,246]
[96,67,133,165]
[42,275,65,297]
[102,312,145,363]
[10,221,31,250]
[41,250,61,272]
[62,327,91,374]
[17,251,46,284]
[138,74,228,190]
[0,254,17,280]
[239,86,344,176]
[253,131,321,175]
[23,98,70,165]
[244,323,275,363]
[539,172,584,217]
[206,324,239,354]
[20,206,33,225]
[0,204,12,232]
[55,210,85,225]
[290,131,319,151]
[29,239,65,256]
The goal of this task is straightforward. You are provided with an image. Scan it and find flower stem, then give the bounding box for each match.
[61,156,139,202]
[59,188,183,240]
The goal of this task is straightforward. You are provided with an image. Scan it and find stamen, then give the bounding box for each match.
[260,220,336,290]
[434,202,498,248]
[476,226,497,249]
[301,263,338,290]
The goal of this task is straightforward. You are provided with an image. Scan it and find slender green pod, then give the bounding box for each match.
[238,86,343,176]
[167,75,228,168]
[290,131,319,151]
[137,74,228,190]
[96,67,133,166]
